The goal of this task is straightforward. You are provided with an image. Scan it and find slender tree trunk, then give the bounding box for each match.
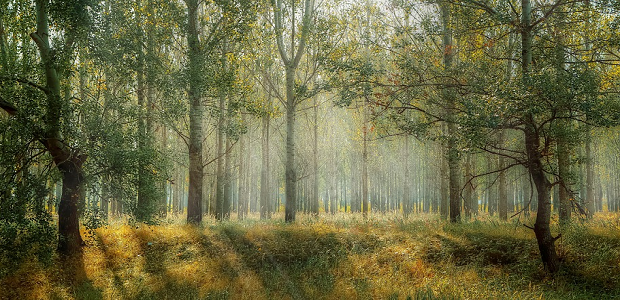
[238,116,247,220]
[216,88,226,220]
[440,0,460,223]
[403,136,411,217]
[312,96,320,216]
[464,153,473,218]
[498,131,508,221]
[223,137,232,220]
[584,0,595,219]
[585,127,594,218]
[557,132,571,224]
[362,108,369,218]
[273,0,313,222]
[440,141,449,219]
[499,33,514,222]
[260,105,271,219]
[186,0,203,224]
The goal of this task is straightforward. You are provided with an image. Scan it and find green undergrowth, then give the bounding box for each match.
[1,213,619,299]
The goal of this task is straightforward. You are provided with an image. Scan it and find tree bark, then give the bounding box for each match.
[216,84,226,221]
[260,104,271,219]
[522,0,560,272]
[273,0,314,223]
[186,0,203,224]
[464,153,473,218]
[284,66,297,222]
[27,0,85,255]
[498,131,508,221]
[362,108,369,219]
[312,96,320,217]
[238,115,247,220]
[440,141,449,219]
[585,127,595,218]
[403,136,412,218]
[223,137,232,220]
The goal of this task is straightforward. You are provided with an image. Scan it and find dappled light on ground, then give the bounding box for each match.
[1,213,620,299]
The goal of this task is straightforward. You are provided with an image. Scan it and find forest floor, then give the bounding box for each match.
[2,212,620,300]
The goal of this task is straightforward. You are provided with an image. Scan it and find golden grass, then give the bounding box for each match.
[1,212,619,299]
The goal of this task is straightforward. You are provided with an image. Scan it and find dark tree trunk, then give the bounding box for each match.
[56,156,85,255]
[186,0,203,224]
[498,132,508,221]
[284,67,297,222]
[260,109,271,219]
[525,126,560,273]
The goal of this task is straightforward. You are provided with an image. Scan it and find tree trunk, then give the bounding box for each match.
[440,0,460,223]
[273,0,313,223]
[464,153,473,218]
[312,96,320,217]
[216,89,226,221]
[223,137,232,220]
[28,0,85,255]
[56,156,85,255]
[440,141,449,219]
[186,0,203,224]
[526,126,560,273]
[585,127,595,218]
[362,108,369,218]
[403,136,411,218]
[238,117,247,220]
[522,0,559,272]
[284,67,297,222]
[498,131,508,221]
[260,106,271,219]
[557,131,571,224]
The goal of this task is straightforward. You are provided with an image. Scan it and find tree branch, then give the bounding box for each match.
[0,95,17,115]
[0,76,50,94]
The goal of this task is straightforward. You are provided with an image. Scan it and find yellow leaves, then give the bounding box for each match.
[600,65,620,91]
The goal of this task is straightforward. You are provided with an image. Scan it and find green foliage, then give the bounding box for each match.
[0,172,56,278]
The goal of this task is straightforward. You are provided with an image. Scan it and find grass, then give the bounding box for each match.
[1,212,620,299]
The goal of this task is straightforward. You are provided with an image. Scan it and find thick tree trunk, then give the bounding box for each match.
[186,0,203,224]
[56,157,85,255]
[284,67,297,222]
[29,0,85,255]
[522,0,559,272]
[525,126,560,273]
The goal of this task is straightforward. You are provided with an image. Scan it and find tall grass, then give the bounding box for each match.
[1,212,619,299]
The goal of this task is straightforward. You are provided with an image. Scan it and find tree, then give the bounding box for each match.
[271,0,315,222]
[0,0,92,255]
[185,0,204,224]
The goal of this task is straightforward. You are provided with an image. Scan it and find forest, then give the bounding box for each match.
[1,0,620,299]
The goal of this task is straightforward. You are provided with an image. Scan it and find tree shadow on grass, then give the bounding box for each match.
[216,224,345,300]
[53,250,103,300]
[422,228,620,298]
